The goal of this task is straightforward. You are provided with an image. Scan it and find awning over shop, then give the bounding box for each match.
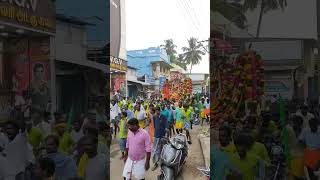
[56,59,108,73]
[128,79,150,86]
[263,65,301,71]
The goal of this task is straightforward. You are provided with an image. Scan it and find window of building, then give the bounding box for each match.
[64,25,72,44]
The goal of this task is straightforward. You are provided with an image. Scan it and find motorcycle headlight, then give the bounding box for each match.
[271,146,282,155]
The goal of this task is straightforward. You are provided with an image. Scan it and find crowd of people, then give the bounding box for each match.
[110,93,210,180]
[212,99,320,180]
[0,103,109,180]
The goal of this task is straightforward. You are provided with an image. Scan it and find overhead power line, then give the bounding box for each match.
[185,0,201,27]
[176,0,201,36]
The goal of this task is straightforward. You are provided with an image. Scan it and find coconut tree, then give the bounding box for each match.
[182,38,206,74]
[212,0,287,36]
[176,54,187,71]
[242,0,287,37]
[161,39,177,63]
[211,0,247,29]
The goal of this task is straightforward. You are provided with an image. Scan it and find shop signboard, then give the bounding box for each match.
[159,77,166,89]
[0,0,56,35]
[264,80,292,99]
[145,75,155,85]
[110,56,127,72]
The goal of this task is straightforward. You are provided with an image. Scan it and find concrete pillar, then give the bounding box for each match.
[156,63,160,78]
[50,36,56,119]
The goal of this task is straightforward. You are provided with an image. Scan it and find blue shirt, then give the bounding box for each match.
[161,109,171,122]
[211,144,236,180]
[153,114,167,138]
[205,102,210,109]
[126,110,134,119]
[47,152,77,180]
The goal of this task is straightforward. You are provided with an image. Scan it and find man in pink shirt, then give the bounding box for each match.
[123,118,151,180]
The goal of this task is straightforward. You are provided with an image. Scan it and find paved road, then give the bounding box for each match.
[110,125,208,180]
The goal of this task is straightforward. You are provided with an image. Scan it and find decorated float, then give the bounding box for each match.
[161,77,193,101]
[210,43,264,127]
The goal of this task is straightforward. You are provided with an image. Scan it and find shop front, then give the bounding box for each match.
[110,56,127,99]
[0,0,55,123]
[110,0,127,99]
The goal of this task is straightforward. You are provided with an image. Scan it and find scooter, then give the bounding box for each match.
[157,134,188,180]
[197,166,210,180]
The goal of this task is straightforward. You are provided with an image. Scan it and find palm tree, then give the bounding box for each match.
[182,38,206,74]
[242,0,287,37]
[212,0,287,37]
[211,0,247,29]
[176,54,187,70]
[161,39,177,63]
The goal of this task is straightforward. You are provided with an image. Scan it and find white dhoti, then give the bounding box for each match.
[122,157,146,180]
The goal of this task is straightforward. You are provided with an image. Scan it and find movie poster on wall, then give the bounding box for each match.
[12,39,30,96]
[12,38,50,114]
[111,74,126,96]
[0,95,11,123]
[29,38,50,113]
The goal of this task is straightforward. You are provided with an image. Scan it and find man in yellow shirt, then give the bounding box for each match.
[134,103,146,128]
[118,111,128,160]
[229,131,265,180]
[54,120,74,154]
[247,133,270,166]
[219,125,236,156]
[25,120,43,156]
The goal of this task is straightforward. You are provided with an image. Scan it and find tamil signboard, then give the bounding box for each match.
[0,0,56,35]
[110,56,127,72]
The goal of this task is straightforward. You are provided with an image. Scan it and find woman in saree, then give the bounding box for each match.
[148,105,155,142]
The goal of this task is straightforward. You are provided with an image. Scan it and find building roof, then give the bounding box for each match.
[127,47,171,63]
[127,47,172,77]
[150,61,173,68]
[128,66,138,70]
[170,63,187,73]
[127,79,150,86]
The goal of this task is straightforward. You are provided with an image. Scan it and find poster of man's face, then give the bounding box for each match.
[33,63,45,81]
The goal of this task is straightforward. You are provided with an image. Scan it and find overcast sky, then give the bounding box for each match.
[126,0,210,74]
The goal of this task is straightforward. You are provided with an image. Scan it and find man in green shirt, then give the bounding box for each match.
[118,111,128,161]
[182,104,193,144]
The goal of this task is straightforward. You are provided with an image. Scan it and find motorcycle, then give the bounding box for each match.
[193,114,200,126]
[268,141,287,180]
[157,134,188,180]
[197,166,210,180]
